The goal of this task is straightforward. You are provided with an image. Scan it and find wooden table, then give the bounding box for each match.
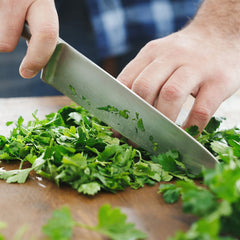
[0,94,239,240]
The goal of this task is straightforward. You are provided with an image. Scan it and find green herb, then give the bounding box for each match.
[185,125,199,137]
[137,118,145,132]
[2,104,239,239]
[149,135,158,151]
[0,204,146,240]
[119,109,130,119]
[42,204,147,240]
[42,206,76,240]
[98,105,119,112]
[0,105,186,194]
[159,118,240,239]
[158,184,181,203]
[68,85,76,96]
[97,105,130,119]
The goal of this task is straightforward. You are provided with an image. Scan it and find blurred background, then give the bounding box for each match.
[0,0,200,98]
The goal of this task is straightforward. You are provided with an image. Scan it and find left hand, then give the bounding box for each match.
[117,25,240,133]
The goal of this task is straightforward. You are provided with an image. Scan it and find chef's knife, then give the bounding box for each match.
[22,24,218,174]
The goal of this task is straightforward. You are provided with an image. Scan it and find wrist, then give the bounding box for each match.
[189,1,238,41]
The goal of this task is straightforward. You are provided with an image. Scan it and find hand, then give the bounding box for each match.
[0,0,59,78]
[117,25,240,133]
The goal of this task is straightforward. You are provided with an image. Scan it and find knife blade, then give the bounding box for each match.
[21,24,218,174]
[40,39,218,174]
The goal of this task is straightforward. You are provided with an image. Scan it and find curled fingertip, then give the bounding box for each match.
[19,67,37,79]
[19,61,37,78]
[19,57,39,78]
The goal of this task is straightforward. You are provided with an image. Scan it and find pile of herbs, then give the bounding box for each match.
[0,105,187,195]
[160,118,240,239]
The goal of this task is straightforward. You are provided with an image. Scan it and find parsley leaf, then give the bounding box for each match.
[0,168,32,183]
[78,182,101,195]
[93,204,147,240]
[158,184,181,204]
[42,206,77,240]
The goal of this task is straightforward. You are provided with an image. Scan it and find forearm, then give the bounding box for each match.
[191,0,240,41]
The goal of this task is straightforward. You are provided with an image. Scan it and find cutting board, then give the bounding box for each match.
[0,94,239,240]
[0,160,197,240]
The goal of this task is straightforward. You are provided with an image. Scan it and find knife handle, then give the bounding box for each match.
[21,22,31,41]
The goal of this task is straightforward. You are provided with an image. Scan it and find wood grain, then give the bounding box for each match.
[0,162,197,240]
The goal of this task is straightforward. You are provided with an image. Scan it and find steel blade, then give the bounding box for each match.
[41,40,218,174]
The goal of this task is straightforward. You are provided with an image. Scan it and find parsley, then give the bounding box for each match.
[158,184,181,204]
[42,204,146,240]
[137,118,145,132]
[0,205,146,240]
[42,206,77,240]
[88,204,147,240]
[68,85,76,96]
[97,105,119,113]
[0,105,185,194]
[1,104,239,239]
[159,118,240,239]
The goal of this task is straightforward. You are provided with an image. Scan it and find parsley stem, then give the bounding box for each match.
[75,222,96,231]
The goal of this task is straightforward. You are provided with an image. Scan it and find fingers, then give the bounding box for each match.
[117,40,163,88]
[0,0,26,52]
[182,83,225,132]
[19,0,59,78]
[120,53,203,124]
[155,66,201,122]
[0,0,59,78]
[130,59,178,106]
[117,55,152,89]
[119,54,221,132]
[118,30,240,134]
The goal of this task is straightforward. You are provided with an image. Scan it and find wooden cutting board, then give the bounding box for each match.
[0,161,197,240]
[0,94,239,240]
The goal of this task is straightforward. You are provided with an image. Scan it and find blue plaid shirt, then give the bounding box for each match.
[85,0,202,58]
[56,0,202,60]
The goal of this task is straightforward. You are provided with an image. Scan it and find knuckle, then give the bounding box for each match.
[160,84,183,102]
[132,78,152,99]
[36,25,58,42]
[145,40,159,49]
[141,40,159,55]
[118,72,130,86]
[0,42,15,52]
[27,58,45,70]
[191,106,211,122]
[0,25,19,52]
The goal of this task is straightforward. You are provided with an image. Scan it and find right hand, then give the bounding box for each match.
[0,0,59,78]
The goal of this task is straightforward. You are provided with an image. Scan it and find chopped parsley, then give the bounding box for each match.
[0,104,239,240]
[159,118,240,239]
[0,105,187,194]
[68,85,76,96]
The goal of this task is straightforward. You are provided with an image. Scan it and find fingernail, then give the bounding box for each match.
[20,68,36,78]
